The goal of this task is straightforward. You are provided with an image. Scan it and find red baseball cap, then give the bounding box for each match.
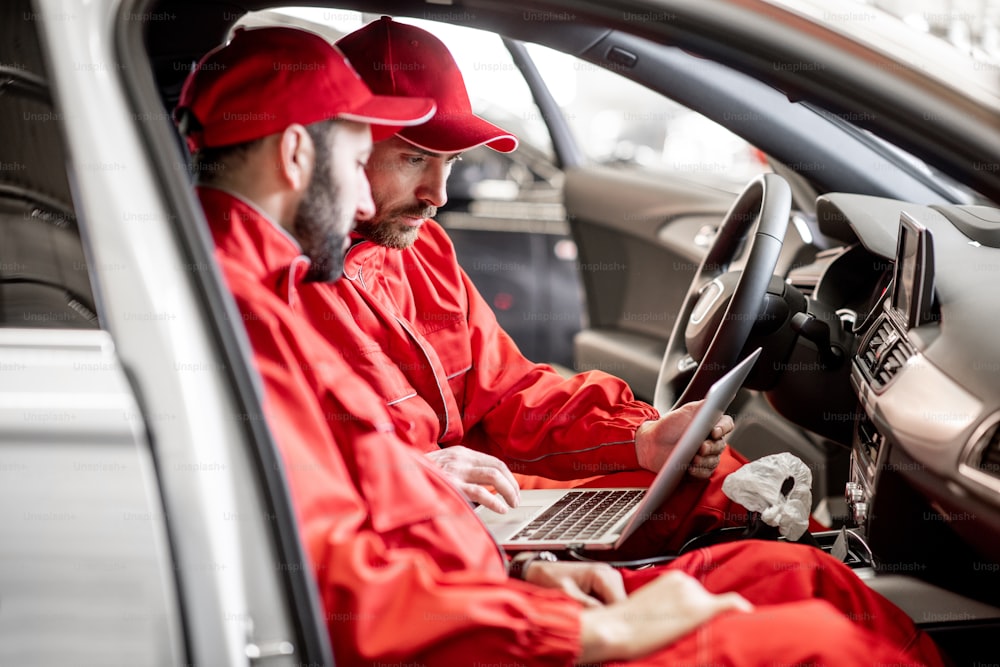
[176,26,436,152]
[337,17,518,154]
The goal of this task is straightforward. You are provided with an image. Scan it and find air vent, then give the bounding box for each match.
[785,269,818,298]
[787,279,815,298]
[860,318,912,389]
[785,247,847,298]
[977,424,1000,479]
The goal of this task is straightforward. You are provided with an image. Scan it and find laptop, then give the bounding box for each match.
[476,347,761,551]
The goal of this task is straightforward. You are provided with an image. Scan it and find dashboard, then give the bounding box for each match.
[810,193,1000,599]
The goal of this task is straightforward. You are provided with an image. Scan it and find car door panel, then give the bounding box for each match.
[0,330,184,667]
[443,217,584,370]
[565,165,735,400]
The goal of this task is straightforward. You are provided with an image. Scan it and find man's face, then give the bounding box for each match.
[294,121,374,282]
[356,136,462,250]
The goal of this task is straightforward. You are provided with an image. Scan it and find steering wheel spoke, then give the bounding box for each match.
[677,354,697,373]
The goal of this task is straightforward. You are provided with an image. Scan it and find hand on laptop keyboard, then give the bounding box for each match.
[426,445,521,512]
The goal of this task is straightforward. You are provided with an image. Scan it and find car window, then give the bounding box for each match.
[408,18,556,160]
[525,42,770,190]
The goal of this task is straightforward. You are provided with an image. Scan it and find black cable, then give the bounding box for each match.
[564,546,681,570]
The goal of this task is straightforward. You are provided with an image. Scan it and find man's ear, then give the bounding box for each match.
[276,124,313,193]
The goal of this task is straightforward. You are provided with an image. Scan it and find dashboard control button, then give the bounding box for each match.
[845,482,865,503]
[852,501,868,525]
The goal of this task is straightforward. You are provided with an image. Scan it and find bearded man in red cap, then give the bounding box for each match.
[173,24,944,667]
[304,16,750,553]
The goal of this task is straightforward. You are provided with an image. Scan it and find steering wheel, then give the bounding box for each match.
[653,173,791,413]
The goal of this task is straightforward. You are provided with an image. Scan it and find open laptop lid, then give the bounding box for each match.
[609,347,762,548]
[481,348,761,551]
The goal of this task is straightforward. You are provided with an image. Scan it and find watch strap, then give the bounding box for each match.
[507,550,558,581]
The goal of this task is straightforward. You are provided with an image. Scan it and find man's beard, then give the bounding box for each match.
[354,203,436,250]
[293,153,349,283]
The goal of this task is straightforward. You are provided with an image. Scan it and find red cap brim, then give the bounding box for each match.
[339,94,436,129]
[397,111,518,153]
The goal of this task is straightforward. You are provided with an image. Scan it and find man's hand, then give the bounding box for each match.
[425,446,520,513]
[634,400,734,479]
[577,570,753,664]
[522,560,627,607]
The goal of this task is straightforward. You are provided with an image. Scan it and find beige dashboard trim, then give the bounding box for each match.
[872,354,981,469]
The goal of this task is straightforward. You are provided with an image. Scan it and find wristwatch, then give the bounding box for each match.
[507,550,558,581]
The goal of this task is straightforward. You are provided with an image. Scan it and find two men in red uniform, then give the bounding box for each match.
[175,20,944,666]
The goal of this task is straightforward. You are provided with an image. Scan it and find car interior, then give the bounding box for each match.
[4,0,1000,664]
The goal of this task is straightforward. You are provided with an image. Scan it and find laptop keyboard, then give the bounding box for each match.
[510,489,645,543]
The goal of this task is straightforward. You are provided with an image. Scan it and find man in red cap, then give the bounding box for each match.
[174,24,436,283]
[174,25,944,667]
[303,16,748,553]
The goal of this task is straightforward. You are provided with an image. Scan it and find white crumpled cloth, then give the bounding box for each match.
[722,452,813,540]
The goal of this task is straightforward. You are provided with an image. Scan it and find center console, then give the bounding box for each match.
[847,314,913,530]
[846,212,933,535]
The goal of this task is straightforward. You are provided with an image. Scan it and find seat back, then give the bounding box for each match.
[0,196,98,327]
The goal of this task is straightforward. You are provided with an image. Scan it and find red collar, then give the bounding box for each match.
[198,186,311,305]
[343,232,385,284]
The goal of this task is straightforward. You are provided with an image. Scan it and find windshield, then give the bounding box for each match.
[806,103,990,205]
[766,0,1000,112]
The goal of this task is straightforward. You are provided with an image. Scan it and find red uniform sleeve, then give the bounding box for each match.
[240,299,583,666]
[452,262,660,480]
